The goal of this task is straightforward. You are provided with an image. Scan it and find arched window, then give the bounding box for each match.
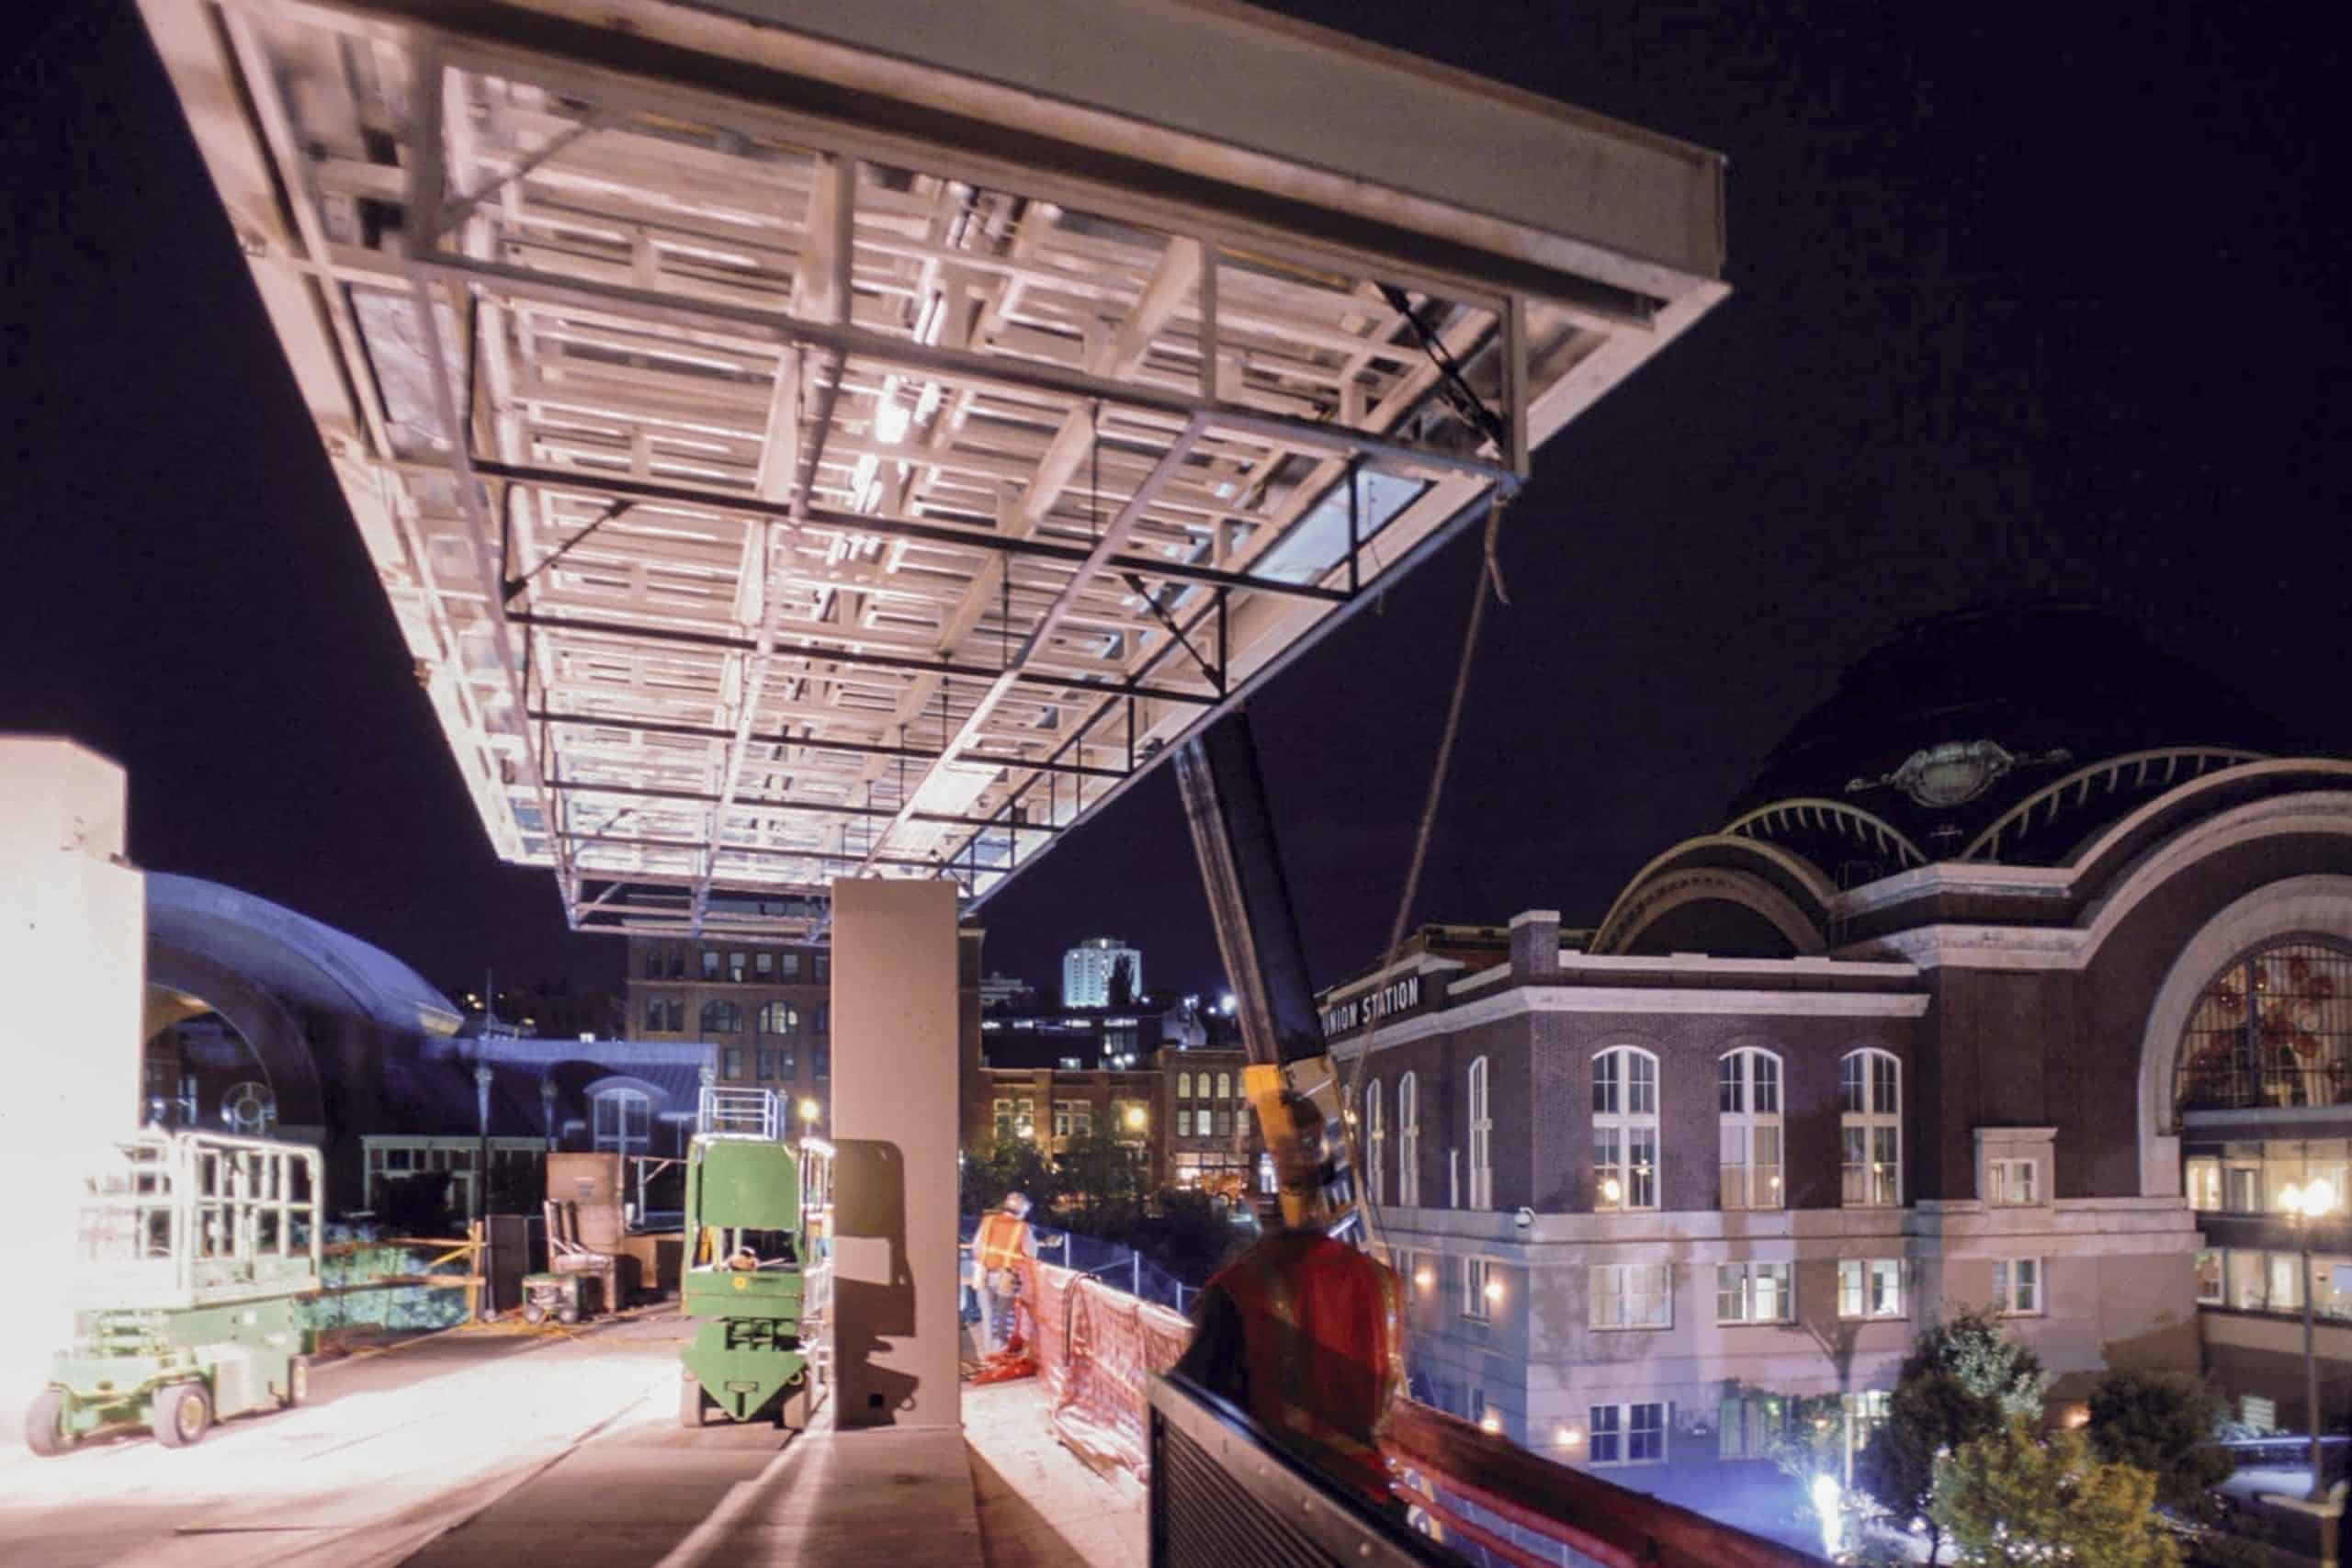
[1841,1049,1901,1207]
[1592,1047,1658,1211]
[1719,1048,1783,1211]
[700,999,742,1035]
[1216,1072,1231,1100]
[757,1001,798,1036]
[1467,1056,1493,1209]
[593,1088,650,1155]
[1364,1081,1385,1206]
[1178,1071,1193,1100]
[1398,1072,1420,1207]
[2175,941,2352,1112]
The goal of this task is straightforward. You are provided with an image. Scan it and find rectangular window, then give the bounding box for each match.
[1844,1125,1901,1207]
[2196,1249,2225,1305]
[1838,1258,1905,1319]
[723,1045,745,1079]
[1992,1258,2042,1315]
[2224,1151,2262,1213]
[1176,1109,1193,1137]
[702,951,720,979]
[814,1044,830,1078]
[1464,1256,1494,1322]
[755,952,774,977]
[755,1048,775,1079]
[993,1098,1013,1144]
[814,1004,830,1037]
[1589,1263,1672,1330]
[777,1048,797,1078]
[2227,1248,2267,1310]
[1589,1402,1666,1466]
[1214,1109,1233,1137]
[1988,1157,2040,1207]
[643,952,663,980]
[2185,1156,2222,1212]
[1846,1391,1893,1454]
[1716,1262,1794,1324]
[1718,1393,1786,1461]
[2313,1255,2352,1321]
[815,953,829,984]
[2267,1251,2303,1313]
[1720,1122,1784,1211]
[729,952,747,983]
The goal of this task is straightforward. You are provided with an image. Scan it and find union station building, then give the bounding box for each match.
[1322,604,2352,1503]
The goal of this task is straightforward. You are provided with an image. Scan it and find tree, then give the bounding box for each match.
[1931,1425,2180,1567]
[1055,1129,1149,1222]
[1107,953,1136,1010]
[961,1134,1060,1216]
[2086,1370,2233,1517]
[1854,1308,2049,1561]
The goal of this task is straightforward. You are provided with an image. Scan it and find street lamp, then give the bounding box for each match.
[1124,1104,1148,1132]
[2279,1179,2335,1502]
[798,1098,820,1131]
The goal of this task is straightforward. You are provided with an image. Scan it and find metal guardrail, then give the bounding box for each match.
[1150,1372,1455,1567]
[697,1087,779,1140]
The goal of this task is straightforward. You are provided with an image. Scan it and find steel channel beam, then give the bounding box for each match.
[527,709,1127,780]
[472,460,1351,607]
[508,608,1219,707]
[410,254,1523,491]
[548,777,1051,832]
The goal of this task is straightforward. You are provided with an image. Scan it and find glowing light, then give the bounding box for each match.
[799,1099,820,1123]
[1413,1267,1434,1290]
[1600,1176,1623,1204]
[2283,1181,2335,1220]
[874,394,910,445]
[1483,1277,1505,1303]
[1125,1105,1148,1131]
[1557,1425,1581,1448]
[1811,1474,1844,1557]
[1218,994,1237,1017]
[1479,1412,1501,1435]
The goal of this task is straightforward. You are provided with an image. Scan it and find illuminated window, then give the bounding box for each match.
[1463,1256,1494,1322]
[1365,1081,1385,1206]
[1216,1072,1231,1100]
[1838,1258,1905,1319]
[2195,1248,2224,1304]
[1993,1258,2042,1315]
[1719,1048,1782,1211]
[2186,1156,2222,1211]
[1177,1109,1193,1137]
[1987,1157,2040,1207]
[1467,1055,1493,1209]
[2175,942,2352,1112]
[1593,1047,1657,1211]
[757,1002,798,1036]
[1716,1261,1793,1324]
[1178,1071,1193,1100]
[1841,1050,1901,1207]
[1397,1072,1420,1207]
[1589,1263,1671,1329]
[1718,1394,1786,1461]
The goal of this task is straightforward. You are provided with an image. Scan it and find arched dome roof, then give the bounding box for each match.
[1726,603,2289,865]
[146,873,463,1038]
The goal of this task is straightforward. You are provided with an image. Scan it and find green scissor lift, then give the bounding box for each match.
[677,1090,831,1428]
[27,1130,322,1455]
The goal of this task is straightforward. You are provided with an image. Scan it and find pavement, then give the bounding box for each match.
[0,1308,1143,1568]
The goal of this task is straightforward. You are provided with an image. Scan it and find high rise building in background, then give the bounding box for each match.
[1062,937,1144,1008]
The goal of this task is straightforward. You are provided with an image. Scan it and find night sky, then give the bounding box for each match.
[4,5,2345,1007]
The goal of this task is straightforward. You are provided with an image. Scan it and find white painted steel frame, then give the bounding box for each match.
[140,0,1727,937]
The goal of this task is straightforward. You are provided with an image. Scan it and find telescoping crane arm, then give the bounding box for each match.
[1173,711,1366,1241]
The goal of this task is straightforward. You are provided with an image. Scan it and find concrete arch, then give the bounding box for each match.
[144,937,329,1137]
[1600,866,1826,959]
[2133,874,2352,1199]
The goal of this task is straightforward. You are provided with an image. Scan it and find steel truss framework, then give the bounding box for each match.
[143,0,1727,937]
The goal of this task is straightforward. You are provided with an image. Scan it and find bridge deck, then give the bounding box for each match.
[0,1310,1134,1568]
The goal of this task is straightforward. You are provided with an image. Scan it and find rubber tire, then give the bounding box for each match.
[521,1303,547,1325]
[24,1390,73,1458]
[556,1305,579,1325]
[679,1378,706,1429]
[153,1382,211,1450]
[284,1356,311,1409]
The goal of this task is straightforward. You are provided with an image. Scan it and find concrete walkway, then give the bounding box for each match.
[964,1380,1146,1568]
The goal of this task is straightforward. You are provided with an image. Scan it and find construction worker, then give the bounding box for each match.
[970,1190,1038,1355]
[1170,1091,1406,1507]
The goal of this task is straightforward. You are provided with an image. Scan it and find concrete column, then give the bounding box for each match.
[0,739,146,1404]
[831,878,960,1430]
[1509,908,1562,979]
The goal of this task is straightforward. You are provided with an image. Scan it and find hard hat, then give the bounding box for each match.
[1269,1092,1340,1227]
[1001,1190,1032,1217]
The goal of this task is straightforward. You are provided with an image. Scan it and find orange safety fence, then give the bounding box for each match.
[1024,1263,1192,1478]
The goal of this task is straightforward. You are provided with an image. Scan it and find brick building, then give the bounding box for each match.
[1328,604,2352,1513]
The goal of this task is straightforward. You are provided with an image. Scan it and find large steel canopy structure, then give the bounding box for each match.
[142,0,1727,940]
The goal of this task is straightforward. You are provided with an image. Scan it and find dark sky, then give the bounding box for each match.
[4,4,2346,1006]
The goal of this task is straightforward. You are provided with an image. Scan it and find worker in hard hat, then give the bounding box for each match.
[1170,1090,1405,1506]
[971,1190,1039,1355]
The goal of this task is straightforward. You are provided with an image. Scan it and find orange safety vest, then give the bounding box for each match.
[974,1210,1032,1272]
[1209,1233,1406,1501]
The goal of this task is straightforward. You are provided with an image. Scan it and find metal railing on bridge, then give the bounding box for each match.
[990,1258,1823,1566]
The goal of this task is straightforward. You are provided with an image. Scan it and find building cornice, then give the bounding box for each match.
[1831,861,2075,920]
[1834,924,2089,971]
[1329,980,1929,1055]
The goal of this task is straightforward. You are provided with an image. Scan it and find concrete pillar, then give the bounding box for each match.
[0,739,146,1405]
[831,878,960,1430]
[1509,908,1562,979]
